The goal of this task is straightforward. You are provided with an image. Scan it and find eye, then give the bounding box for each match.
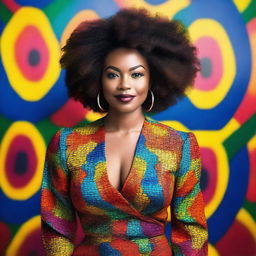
[131,72,144,78]
[106,72,119,79]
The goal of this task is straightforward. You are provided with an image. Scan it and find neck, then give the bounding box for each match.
[104,108,145,132]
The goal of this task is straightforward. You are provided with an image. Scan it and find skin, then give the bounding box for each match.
[101,47,150,191]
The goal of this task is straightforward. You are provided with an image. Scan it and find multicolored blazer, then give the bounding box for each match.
[40,116,208,256]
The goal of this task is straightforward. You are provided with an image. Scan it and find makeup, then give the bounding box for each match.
[115,94,135,103]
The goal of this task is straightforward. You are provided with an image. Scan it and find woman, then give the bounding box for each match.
[40,8,208,255]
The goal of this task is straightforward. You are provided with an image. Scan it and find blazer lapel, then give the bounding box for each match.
[91,117,163,225]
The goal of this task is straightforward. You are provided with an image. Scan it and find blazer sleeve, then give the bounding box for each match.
[40,129,76,256]
[170,132,208,255]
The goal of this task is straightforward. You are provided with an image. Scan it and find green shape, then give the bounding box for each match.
[243,200,256,222]
[224,113,256,160]
[0,2,12,23]
[1,218,20,238]
[132,238,152,254]
[43,0,71,20]
[242,1,256,23]
[36,118,60,144]
[0,115,12,141]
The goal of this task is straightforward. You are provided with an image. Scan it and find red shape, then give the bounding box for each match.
[176,169,198,197]
[73,244,100,256]
[194,37,223,91]
[50,98,87,127]
[112,220,127,236]
[234,19,256,124]
[234,94,256,124]
[17,228,46,256]
[15,25,49,81]
[0,222,11,255]
[2,0,20,12]
[216,219,256,256]
[74,214,85,246]
[110,237,140,255]
[6,135,37,188]
[246,148,256,202]
[201,147,217,204]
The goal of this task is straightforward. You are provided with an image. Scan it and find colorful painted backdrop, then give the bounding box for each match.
[0,0,255,255]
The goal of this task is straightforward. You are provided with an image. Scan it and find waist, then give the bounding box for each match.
[75,235,171,256]
[82,219,165,244]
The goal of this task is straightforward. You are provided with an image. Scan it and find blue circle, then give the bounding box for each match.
[153,0,251,130]
[0,58,68,122]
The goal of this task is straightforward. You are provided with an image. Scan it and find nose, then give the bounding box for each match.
[118,76,131,90]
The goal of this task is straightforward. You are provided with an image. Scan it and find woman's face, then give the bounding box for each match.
[101,47,150,114]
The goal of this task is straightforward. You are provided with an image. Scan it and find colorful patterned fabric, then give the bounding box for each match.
[40,116,208,255]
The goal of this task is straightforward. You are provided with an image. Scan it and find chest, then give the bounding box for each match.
[105,132,140,191]
[67,124,182,215]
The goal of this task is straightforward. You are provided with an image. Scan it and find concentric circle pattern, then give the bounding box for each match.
[15,25,49,81]
[189,19,236,109]
[1,6,60,101]
[6,215,45,256]
[0,121,46,200]
[153,0,251,130]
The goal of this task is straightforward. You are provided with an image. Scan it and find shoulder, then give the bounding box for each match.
[145,117,191,142]
[60,117,104,136]
[48,117,104,149]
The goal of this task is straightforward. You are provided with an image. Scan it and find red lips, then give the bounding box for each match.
[115,94,135,98]
[115,94,135,103]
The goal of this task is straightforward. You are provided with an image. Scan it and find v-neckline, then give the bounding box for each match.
[101,116,147,194]
[92,116,164,225]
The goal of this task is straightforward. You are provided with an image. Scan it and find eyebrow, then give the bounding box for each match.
[104,65,146,72]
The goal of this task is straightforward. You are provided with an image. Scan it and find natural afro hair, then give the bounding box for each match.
[60,8,200,113]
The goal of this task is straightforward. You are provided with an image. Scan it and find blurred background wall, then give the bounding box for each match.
[0,0,255,255]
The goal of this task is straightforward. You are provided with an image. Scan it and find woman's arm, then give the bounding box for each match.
[40,130,76,256]
[171,132,208,255]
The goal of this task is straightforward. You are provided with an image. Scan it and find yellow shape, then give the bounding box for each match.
[85,110,106,122]
[150,125,168,136]
[47,237,74,255]
[115,0,190,18]
[188,19,236,109]
[0,121,46,200]
[233,0,252,12]
[1,7,60,101]
[133,157,147,177]
[61,9,100,48]
[68,141,97,167]
[248,134,256,150]
[132,158,151,210]
[167,205,171,221]
[95,161,107,180]
[208,243,220,256]
[75,126,99,135]
[185,225,208,250]
[236,208,256,240]
[6,215,41,256]
[149,148,178,170]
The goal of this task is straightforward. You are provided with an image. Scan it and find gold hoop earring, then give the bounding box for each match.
[146,89,154,112]
[97,92,106,112]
